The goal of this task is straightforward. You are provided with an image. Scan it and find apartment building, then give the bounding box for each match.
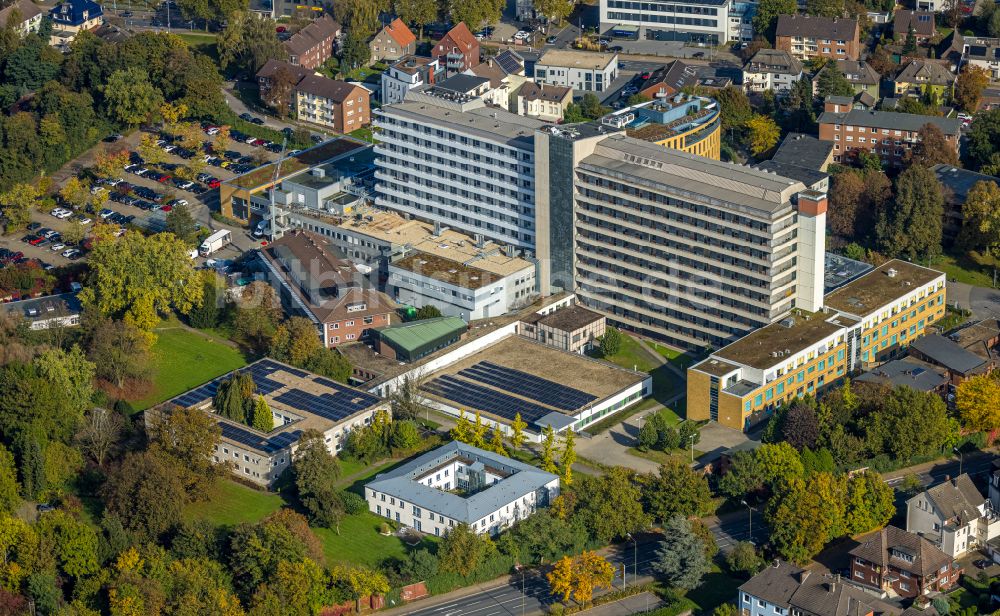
[283,14,340,69]
[155,358,388,487]
[571,134,826,351]
[517,82,573,122]
[599,0,733,46]
[373,87,545,250]
[775,15,860,61]
[258,230,395,346]
[907,474,1000,558]
[812,60,880,99]
[366,441,559,536]
[892,59,955,100]
[817,96,961,167]
[466,50,529,111]
[48,0,102,49]
[740,562,904,616]
[381,55,443,105]
[850,525,960,598]
[742,48,803,94]
[533,50,619,92]
[0,0,43,34]
[432,22,480,74]
[368,17,416,64]
[295,75,370,133]
[608,94,722,159]
[688,260,946,431]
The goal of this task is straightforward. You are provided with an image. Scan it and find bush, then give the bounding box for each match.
[339,491,367,515]
[932,596,950,615]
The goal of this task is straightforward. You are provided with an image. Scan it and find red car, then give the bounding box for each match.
[156,174,171,183]
[28,237,44,246]
[206,178,221,188]
[276,25,286,32]
[250,138,267,147]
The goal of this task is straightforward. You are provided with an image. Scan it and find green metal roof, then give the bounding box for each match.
[377,316,468,354]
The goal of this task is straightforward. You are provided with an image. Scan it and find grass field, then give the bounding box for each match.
[685,564,744,614]
[649,343,694,370]
[176,32,219,60]
[932,252,997,288]
[598,334,684,404]
[185,480,283,527]
[313,512,437,567]
[133,318,248,410]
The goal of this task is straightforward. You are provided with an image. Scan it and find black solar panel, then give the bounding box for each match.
[495,50,522,75]
[423,375,556,425]
[272,388,378,422]
[219,421,303,454]
[464,361,598,410]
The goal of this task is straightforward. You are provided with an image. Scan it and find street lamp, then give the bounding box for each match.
[688,433,696,462]
[954,447,964,476]
[741,499,754,544]
[626,532,638,589]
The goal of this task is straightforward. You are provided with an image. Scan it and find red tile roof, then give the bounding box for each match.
[383,17,416,48]
[442,21,477,51]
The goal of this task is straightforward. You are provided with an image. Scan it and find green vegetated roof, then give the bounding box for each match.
[378,316,467,353]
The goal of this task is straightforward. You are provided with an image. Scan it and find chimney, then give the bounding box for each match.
[799,570,811,584]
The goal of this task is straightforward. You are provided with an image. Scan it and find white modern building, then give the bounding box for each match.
[600,0,733,46]
[389,243,537,321]
[380,55,443,105]
[533,50,619,93]
[374,87,545,251]
[365,441,559,535]
[907,474,1000,558]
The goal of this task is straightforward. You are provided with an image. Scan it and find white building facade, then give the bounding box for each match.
[533,50,619,93]
[906,475,1000,559]
[600,0,733,45]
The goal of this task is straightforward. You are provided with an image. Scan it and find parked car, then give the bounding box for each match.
[206,178,221,188]
[104,133,124,142]
[974,559,991,570]
[173,179,195,190]
[196,173,213,183]
[266,142,283,153]
[167,199,189,208]
[77,216,92,224]
[26,222,40,231]
[251,117,265,125]
[50,243,66,252]
[99,208,115,219]
[546,35,557,44]
[239,112,253,122]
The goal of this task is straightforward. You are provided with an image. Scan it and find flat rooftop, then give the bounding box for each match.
[690,356,741,378]
[823,259,944,316]
[420,335,646,429]
[228,138,368,190]
[537,49,617,70]
[582,134,805,217]
[825,252,874,293]
[523,304,603,332]
[392,249,528,289]
[383,92,546,148]
[714,311,860,370]
[163,358,384,455]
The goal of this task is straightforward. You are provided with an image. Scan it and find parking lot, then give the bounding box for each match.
[0,124,284,269]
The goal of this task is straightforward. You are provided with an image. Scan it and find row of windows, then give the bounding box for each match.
[376,115,534,162]
[380,130,533,177]
[607,0,719,14]
[607,11,719,26]
[378,150,534,200]
[376,192,533,245]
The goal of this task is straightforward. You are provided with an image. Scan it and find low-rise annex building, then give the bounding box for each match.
[365,440,559,535]
[687,259,946,431]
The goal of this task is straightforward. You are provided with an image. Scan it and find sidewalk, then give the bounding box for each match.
[582,592,664,615]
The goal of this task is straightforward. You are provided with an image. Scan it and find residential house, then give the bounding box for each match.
[906,474,1000,558]
[380,55,442,105]
[740,561,904,616]
[850,525,961,598]
[517,82,572,122]
[48,0,103,49]
[893,59,954,100]
[637,60,700,100]
[369,18,415,65]
[895,10,937,44]
[432,22,480,74]
[817,96,961,167]
[518,304,606,354]
[283,14,340,70]
[258,229,395,347]
[466,50,527,110]
[742,48,803,94]
[0,0,43,34]
[775,15,860,61]
[813,60,880,99]
[909,333,994,384]
[365,441,560,536]
[534,49,619,92]
[954,33,1000,80]
[154,358,388,487]
[753,132,834,192]
[932,164,1000,240]
[295,75,370,132]
[255,59,309,109]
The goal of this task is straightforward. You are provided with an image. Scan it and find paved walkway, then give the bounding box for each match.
[581,592,664,615]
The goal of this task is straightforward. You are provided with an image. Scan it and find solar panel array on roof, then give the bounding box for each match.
[219,422,303,454]
[272,388,380,422]
[970,45,987,56]
[458,361,597,411]
[423,375,555,425]
[495,50,522,75]
[171,360,286,408]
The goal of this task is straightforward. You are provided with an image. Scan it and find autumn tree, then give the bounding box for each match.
[94,148,131,179]
[294,429,345,531]
[509,412,526,449]
[829,170,864,237]
[540,425,557,473]
[574,468,650,543]
[560,428,576,486]
[76,406,125,467]
[102,68,164,127]
[781,401,820,450]
[488,426,508,457]
[471,411,487,448]
[394,0,438,38]
[746,114,780,156]
[0,183,39,232]
[534,0,574,24]
[251,396,273,432]
[233,282,282,352]
[269,316,322,366]
[449,0,504,29]
[86,318,154,389]
[956,374,1000,433]
[80,230,204,334]
[641,459,715,521]
[653,515,710,590]
[877,165,943,261]
[844,471,895,535]
[955,65,989,112]
[958,180,1000,257]
[547,551,614,606]
[439,523,492,576]
[906,123,960,168]
[103,450,187,540]
[548,555,574,603]
[59,176,91,211]
[767,473,847,563]
[148,405,224,499]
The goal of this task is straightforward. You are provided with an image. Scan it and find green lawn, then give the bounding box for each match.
[349,127,374,143]
[649,342,694,370]
[313,512,437,567]
[685,565,744,614]
[185,480,283,527]
[133,318,248,410]
[628,444,702,466]
[932,252,997,288]
[598,334,685,405]
[175,32,219,61]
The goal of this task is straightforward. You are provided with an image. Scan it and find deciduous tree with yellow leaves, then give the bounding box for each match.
[956,374,1000,434]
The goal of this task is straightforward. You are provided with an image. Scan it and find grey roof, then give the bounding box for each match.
[437,73,491,94]
[932,164,1000,203]
[922,474,986,523]
[776,15,857,40]
[641,60,700,93]
[745,49,803,75]
[1,0,42,26]
[365,441,558,523]
[817,108,962,135]
[741,562,902,616]
[582,134,806,218]
[771,132,834,170]
[834,60,880,86]
[850,525,954,578]
[894,59,954,87]
[518,81,572,102]
[754,160,828,188]
[895,9,936,37]
[295,74,363,103]
[0,292,81,323]
[911,333,988,374]
[854,358,948,391]
[385,90,546,148]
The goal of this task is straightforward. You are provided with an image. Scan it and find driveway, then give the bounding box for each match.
[949,280,1000,321]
